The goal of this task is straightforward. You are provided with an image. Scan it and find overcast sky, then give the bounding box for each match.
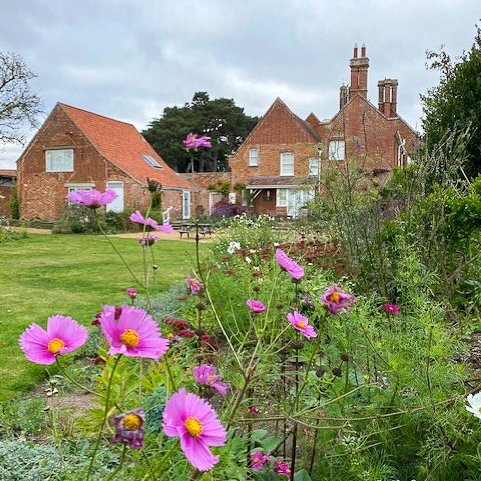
[1,0,479,168]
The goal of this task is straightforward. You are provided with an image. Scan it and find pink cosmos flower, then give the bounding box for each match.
[19,315,88,365]
[321,285,357,315]
[129,210,174,234]
[193,364,228,395]
[163,388,227,471]
[384,303,399,314]
[274,460,292,477]
[183,133,212,150]
[99,305,169,359]
[111,408,145,449]
[187,274,203,294]
[246,299,266,313]
[126,287,137,298]
[137,234,159,248]
[250,451,270,471]
[275,249,304,280]
[66,189,118,208]
[287,311,317,339]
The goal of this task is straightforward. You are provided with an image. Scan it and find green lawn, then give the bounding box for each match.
[0,234,207,401]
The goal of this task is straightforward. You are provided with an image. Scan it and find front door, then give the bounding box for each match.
[106,181,124,213]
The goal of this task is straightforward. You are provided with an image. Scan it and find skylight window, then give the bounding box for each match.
[142,154,162,168]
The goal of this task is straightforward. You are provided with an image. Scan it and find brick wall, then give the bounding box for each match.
[0,186,12,216]
[17,105,153,222]
[183,172,232,215]
[320,95,417,170]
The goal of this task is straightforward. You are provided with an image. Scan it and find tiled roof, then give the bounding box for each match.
[59,103,192,190]
[0,169,16,177]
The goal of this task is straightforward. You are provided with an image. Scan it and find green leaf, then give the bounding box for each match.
[294,469,313,481]
[258,435,282,452]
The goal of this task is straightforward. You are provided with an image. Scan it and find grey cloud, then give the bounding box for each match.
[0,0,480,167]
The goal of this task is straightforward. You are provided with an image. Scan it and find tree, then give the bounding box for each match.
[143,92,259,172]
[421,24,481,177]
[0,52,42,145]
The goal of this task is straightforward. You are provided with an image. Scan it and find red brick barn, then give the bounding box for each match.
[17,103,193,222]
[229,45,419,217]
[0,169,16,217]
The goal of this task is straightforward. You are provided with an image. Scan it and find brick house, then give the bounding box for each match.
[0,169,16,217]
[229,45,418,217]
[17,103,193,222]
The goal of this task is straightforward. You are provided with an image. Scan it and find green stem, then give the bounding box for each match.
[94,210,144,287]
[105,443,127,481]
[86,355,122,481]
[55,357,106,400]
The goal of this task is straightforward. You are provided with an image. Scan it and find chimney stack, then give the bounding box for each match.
[377,78,399,117]
[349,43,369,99]
[339,84,348,110]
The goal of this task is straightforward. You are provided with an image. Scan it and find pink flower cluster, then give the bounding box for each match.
[187,274,203,294]
[250,451,270,471]
[65,188,118,208]
[163,388,227,471]
[385,303,399,314]
[19,315,88,365]
[246,299,266,313]
[193,364,228,395]
[130,210,173,234]
[275,249,304,280]
[99,305,169,359]
[321,285,357,315]
[183,133,212,150]
[287,311,317,339]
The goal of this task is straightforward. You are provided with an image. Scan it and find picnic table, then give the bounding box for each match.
[178,223,214,239]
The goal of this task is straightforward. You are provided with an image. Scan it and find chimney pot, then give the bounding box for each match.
[361,44,366,57]
[353,44,358,58]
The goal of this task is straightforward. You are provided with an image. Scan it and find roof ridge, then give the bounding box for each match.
[58,102,136,128]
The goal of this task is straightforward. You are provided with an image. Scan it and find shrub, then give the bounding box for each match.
[211,199,246,217]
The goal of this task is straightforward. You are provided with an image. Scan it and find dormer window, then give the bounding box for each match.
[280,152,294,176]
[248,148,258,166]
[142,154,162,169]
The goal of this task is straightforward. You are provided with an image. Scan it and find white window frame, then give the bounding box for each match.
[46,149,74,172]
[328,140,345,161]
[280,152,294,176]
[309,157,320,177]
[276,188,288,207]
[248,148,258,166]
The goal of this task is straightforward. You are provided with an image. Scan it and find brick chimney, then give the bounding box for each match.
[349,43,369,98]
[339,84,348,110]
[377,78,399,117]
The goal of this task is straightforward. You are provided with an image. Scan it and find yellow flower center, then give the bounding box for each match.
[478,407,481,413]
[253,457,260,463]
[122,413,142,431]
[185,416,203,437]
[47,338,65,354]
[166,332,174,339]
[208,375,216,382]
[328,291,340,303]
[120,329,140,348]
[297,321,306,329]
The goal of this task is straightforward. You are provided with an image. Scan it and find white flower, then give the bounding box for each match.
[253,266,260,271]
[227,241,241,254]
[245,256,252,264]
[466,392,481,419]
